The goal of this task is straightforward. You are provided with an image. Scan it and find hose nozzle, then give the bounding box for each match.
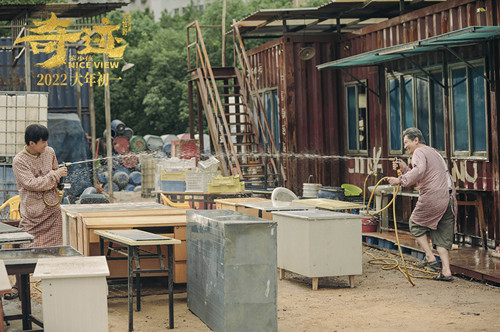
[394,158,402,177]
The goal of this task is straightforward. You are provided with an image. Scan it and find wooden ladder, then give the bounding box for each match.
[187,21,283,189]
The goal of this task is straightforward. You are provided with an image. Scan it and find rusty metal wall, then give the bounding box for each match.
[247,36,339,195]
[337,0,500,243]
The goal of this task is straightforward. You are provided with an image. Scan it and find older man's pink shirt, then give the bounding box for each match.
[399,145,457,230]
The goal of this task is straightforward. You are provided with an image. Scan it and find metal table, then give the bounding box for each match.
[0,221,34,247]
[95,229,181,331]
[0,246,81,330]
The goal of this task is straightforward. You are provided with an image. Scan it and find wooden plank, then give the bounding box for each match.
[292,198,365,210]
[76,209,187,218]
[94,230,181,246]
[82,216,186,228]
[0,260,11,294]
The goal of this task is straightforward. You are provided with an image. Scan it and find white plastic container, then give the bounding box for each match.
[0,92,48,157]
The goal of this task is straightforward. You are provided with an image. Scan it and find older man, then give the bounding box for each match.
[387,127,457,281]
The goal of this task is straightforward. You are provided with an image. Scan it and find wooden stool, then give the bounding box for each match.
[456,191,487,249]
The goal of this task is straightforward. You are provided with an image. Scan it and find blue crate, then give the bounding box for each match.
[160,180,186,192]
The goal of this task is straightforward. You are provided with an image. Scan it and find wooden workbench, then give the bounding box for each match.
[293,198,366,212]
[65,204,188,282]
[214,197,269,214]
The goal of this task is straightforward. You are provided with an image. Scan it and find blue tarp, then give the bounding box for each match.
[48,113,92,202]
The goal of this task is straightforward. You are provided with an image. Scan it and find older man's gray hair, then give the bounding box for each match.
[403,127,426,144]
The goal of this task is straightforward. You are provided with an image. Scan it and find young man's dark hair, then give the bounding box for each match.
[24,124,49,145]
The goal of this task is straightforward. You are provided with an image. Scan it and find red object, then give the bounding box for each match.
[113,136,130,154]
[172,139,200,164]
[121,152,138,168]
[362,216,378,233]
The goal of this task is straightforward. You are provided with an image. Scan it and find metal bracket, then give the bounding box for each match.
[443,45,492,87]
[399,53,446,89]
[339,67,380,100]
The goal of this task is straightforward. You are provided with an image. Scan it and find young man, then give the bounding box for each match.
[12,124,67,247]
[387,127,457,281]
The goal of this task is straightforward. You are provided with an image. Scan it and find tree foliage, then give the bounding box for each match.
[93,0,330,137]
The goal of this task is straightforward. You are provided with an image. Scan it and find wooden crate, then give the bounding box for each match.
[68,207,188,282]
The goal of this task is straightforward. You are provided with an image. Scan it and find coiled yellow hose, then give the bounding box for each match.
[43,188,63,207]
[363,173,438,285]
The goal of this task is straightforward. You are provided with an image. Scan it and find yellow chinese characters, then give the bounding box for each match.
[14,13,128,69]
[14,13,81,68]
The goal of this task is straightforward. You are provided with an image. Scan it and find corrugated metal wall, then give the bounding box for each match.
[247,35,339,195]
[0,38,89,113]
[337,0,500,243]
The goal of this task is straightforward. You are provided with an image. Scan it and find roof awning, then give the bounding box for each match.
[317,26,500,70]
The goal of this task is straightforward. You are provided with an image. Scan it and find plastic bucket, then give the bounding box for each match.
[361,213,378,232]
[303,183,321,198]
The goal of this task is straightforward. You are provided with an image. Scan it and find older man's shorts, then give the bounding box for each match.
[409,197,455,250]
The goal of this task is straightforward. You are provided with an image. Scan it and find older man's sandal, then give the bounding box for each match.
[4,285,18,300]
[415,259,440,272]
[433,273,454,282]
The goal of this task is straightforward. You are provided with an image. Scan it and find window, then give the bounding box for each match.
[259,89,280,148]
[345,83,367,153]
[450,64,487,156]
[387,71,445,154]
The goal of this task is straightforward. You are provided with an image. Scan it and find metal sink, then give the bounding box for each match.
[367,184,394,195]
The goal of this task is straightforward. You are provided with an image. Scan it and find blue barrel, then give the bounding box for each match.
[113,171,129,189]
[111,119,126,135]
[123,127,134,140]
[163,142,172,154]
[318,187,345,200]
[123,184,135,191]
[115,166,131,175]
[97,170,108,184]
[129,171,142,186]
[103,182,119,192]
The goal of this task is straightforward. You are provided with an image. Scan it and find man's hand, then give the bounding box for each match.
[56,166,67,178]
[392,161,404,171]
[386,177,401,186]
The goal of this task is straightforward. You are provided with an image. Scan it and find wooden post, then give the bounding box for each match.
[221,0,226,67]
[89,62,97,187]
[103,53,113,197]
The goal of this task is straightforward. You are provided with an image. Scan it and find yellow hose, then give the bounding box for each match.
[362,172,438,285]
[43,188,63,207]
